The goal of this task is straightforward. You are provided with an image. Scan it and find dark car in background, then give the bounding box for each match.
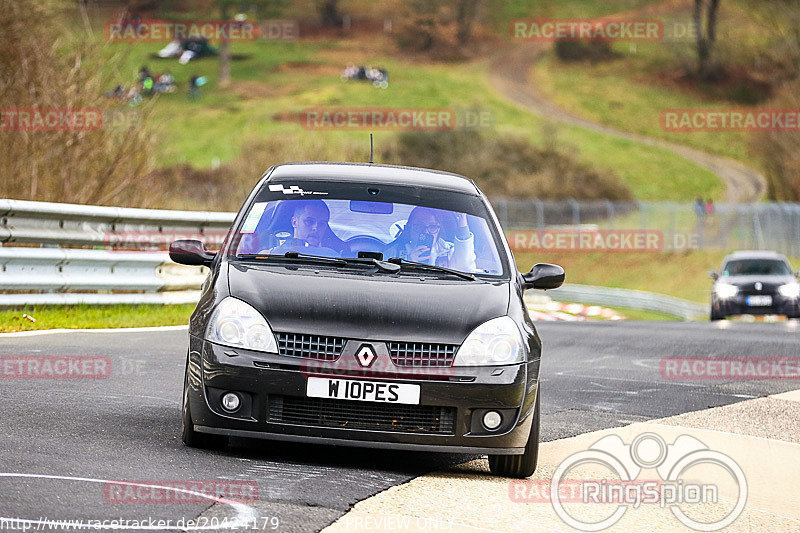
[710,251,800,320]
[169,162,565,478]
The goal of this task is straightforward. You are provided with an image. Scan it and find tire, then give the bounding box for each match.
[181,367,228,449]
[710,310,725,321]
[488,388,540,478]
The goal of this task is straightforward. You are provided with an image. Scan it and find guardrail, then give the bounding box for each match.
[0,199,233,306]
[0,247,209,306]
[544,284,709,321]
[0,199,709,317]
[0,199,235,247]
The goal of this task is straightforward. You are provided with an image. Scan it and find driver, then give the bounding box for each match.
[262,200,344,255]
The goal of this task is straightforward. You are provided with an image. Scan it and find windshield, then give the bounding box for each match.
[722,259,792,276]
[227,181,507,277]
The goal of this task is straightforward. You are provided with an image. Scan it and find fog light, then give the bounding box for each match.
[221,392,241,412]
[482,410,502,430]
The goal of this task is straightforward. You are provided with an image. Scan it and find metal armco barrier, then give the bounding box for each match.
[0,199,235,247]
[546,284,709,321]
[0,198,765,316]
[0,247,209,306]
[0,199,229,306]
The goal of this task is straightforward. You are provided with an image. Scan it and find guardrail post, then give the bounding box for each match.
[569,199,580,226]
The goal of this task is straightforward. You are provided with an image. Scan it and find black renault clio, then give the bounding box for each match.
[170,162,564,478]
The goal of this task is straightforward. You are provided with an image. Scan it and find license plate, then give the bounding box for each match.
[746,295,772,306]
[306,377,420,405]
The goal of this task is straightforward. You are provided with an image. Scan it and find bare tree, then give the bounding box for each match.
[317,0,342,28]
[455,0,480,46]
[694,0,721,79]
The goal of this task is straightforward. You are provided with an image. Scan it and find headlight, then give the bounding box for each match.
[453,316,525,366]
[714,283,738,299]
[779,283,800,299]
[206,297,278,353]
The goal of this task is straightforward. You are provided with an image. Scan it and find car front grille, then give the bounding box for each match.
[388,342,458,367]
[275,333,345,361]
[268,396,456,434]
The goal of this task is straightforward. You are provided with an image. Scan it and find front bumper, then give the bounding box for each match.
[712,294,800,317]
[185,336,539,455]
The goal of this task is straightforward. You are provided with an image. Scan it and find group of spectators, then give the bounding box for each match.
[341,65,389,88]
[104,66,205,104]
[695,198,716,218]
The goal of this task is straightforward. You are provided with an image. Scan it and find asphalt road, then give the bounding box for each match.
[1,321,798,532]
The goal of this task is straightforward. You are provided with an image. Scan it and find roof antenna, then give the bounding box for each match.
[369,133,374,164]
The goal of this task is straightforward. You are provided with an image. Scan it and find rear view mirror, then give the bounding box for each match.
[522,263,565,291]
[709,270,719,281]
[169,239,216,267]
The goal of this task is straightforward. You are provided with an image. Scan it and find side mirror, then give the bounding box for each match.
[522,263,565,290]
[709,270,719,281]
[169,239,216,266]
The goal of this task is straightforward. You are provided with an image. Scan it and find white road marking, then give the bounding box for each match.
[0,473,256,531]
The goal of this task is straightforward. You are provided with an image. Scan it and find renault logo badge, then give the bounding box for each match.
[355,345,377,367]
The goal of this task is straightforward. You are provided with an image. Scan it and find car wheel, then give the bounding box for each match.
[181,366,228,450]
[710,309,725,321]
[488,388,540,478]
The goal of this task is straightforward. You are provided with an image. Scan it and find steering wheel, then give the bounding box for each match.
[344,235,387,258]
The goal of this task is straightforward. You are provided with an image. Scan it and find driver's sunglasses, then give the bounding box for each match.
[423,224,441,233]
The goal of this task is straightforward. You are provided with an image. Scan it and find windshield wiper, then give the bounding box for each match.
[387,257,476,280]
[237,252,400,273]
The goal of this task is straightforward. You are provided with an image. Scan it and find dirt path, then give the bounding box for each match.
[488,42,767,203]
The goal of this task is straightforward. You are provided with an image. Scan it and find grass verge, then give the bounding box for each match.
[515,250,731,303]
[0,304,195,333]
[90,28,722,206]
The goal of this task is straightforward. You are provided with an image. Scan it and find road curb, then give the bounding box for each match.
[323,390,800,532]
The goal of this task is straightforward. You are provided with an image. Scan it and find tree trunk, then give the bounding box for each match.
[219,5,231,87]
[455,0,480,46]
[695,0,720,80]
[318,0,342,28]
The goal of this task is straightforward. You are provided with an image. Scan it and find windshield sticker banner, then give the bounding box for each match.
[240,202,267,233]
[268,184,329,196]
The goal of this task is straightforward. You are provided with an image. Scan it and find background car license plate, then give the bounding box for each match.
[306,377,420,405]
[746,295,772,306]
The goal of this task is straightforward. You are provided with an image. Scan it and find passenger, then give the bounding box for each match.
[387,207,476,272]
